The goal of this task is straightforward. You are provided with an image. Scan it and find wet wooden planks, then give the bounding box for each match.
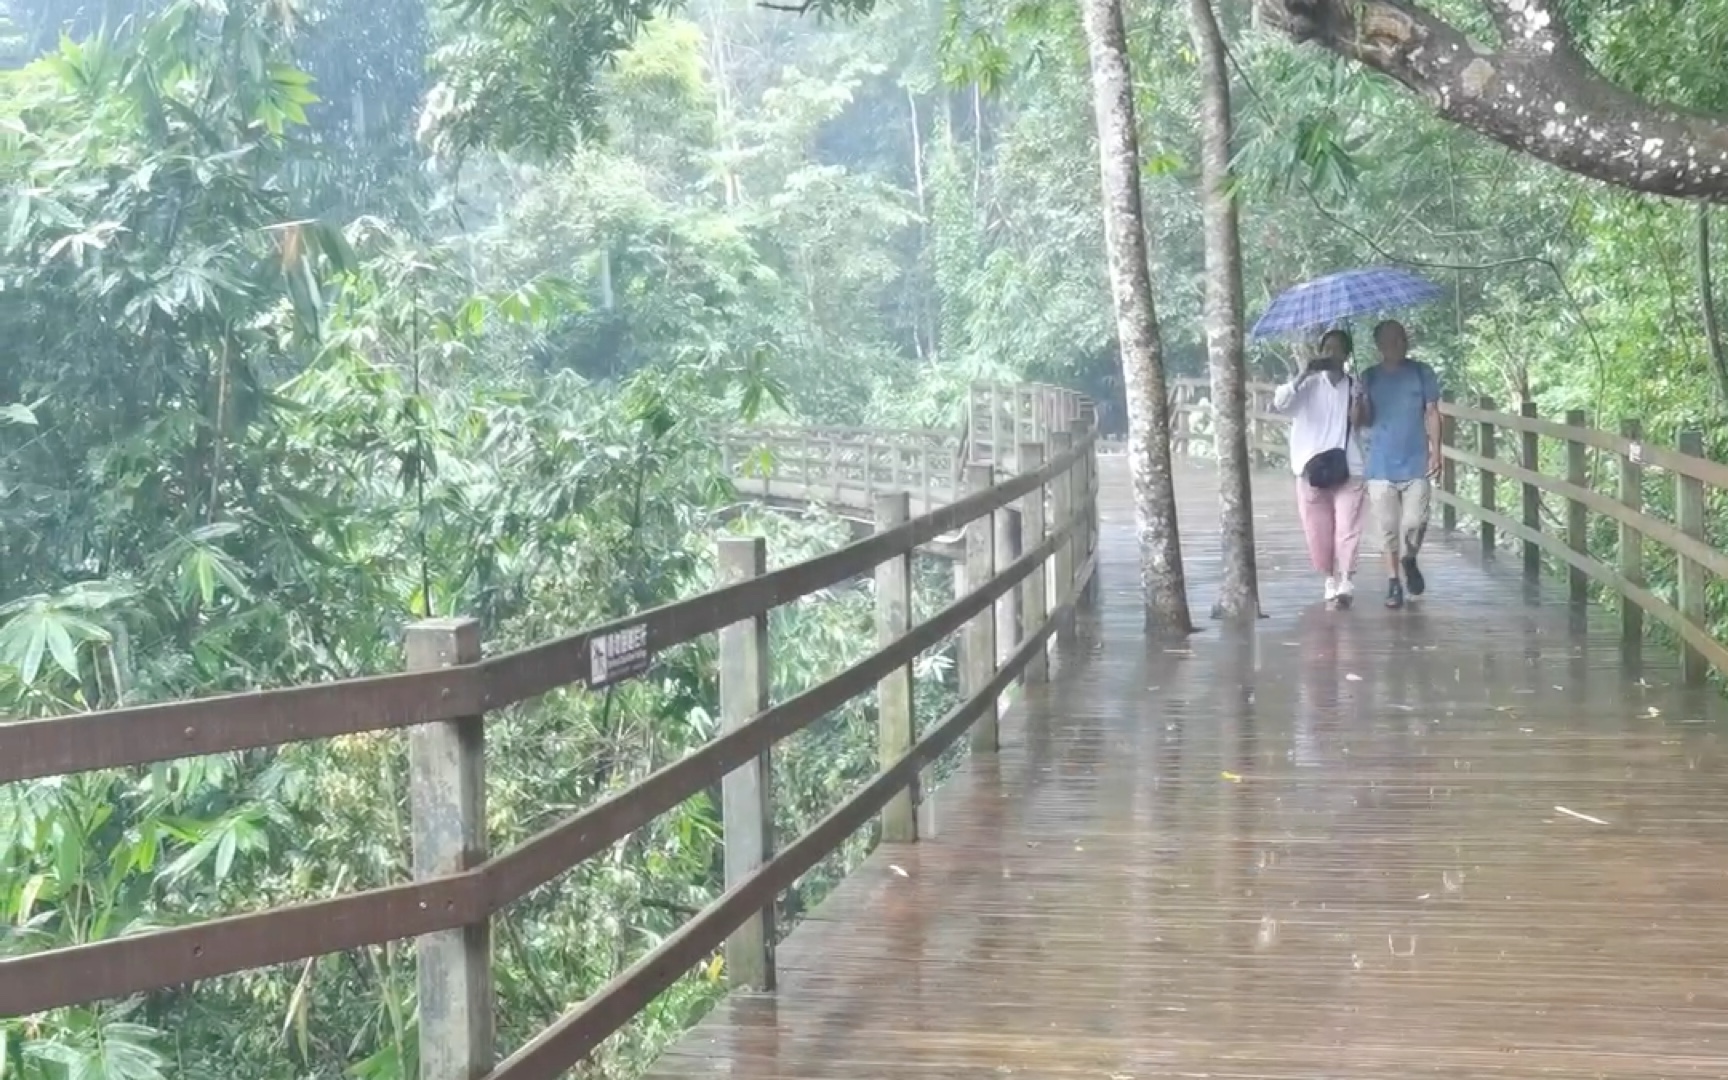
[646,457,1728,1080]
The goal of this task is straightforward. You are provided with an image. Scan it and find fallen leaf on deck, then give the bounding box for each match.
[1221,771,1243,782]
[1644,706,1662,718]
[1345,673,1363,682]
[1554,806,1609,826]
[890,864,910,877]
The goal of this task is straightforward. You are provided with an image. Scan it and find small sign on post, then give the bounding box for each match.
[1628,441,1645,466]
[589,624,651,688]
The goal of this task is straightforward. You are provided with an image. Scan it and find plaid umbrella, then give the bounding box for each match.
[1251,267,1444,340]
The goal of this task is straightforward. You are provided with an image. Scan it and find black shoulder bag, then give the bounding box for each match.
[1300,375,1352,490]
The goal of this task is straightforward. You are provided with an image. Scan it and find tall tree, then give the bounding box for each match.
[1187,0,1258,620]
[1077,0,1193,635]
[1254,0,1728,202]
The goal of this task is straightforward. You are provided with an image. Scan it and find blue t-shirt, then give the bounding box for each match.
[1362,360,1440,482]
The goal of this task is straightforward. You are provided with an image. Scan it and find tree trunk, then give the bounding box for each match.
[1077,0,1194,636]
[1187,0,1259,621]
[1698,205,1728,410]
[907,87,935,363]
[1256,0,1728,203]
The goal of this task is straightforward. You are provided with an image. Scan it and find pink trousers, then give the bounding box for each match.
[1296,477,1366,576]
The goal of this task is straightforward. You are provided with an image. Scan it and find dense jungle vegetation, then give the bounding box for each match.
[4,0,1728,1074]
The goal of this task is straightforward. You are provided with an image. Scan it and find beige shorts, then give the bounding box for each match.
[1367,477,1432,559]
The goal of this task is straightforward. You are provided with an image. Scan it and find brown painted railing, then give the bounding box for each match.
[0,383,1101,1080]
[1172,375,1728,679]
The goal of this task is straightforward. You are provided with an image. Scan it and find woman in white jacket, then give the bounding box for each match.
[1271,328,1368,608]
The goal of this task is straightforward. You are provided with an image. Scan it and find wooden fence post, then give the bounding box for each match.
[988,386,1003,466]
[1520,400,1542,579]
[405,618,493,1080]
[1248,389,1263,470]
[1439,392,1457,532]
[1677,431,1708,685]
[1478,397,1497,557]
[994,493,1023,683]
[1565,410,1589,607]
[827,439,839,503]
[1071,416,1097,608]
[717,537,775,990]
[1087,410,1102,604]
[872,494,917,844]
[1619,419,1645,661]
[1172,383,1189,457]
[1018,442,1049,683]
[964,463,999,752]
[1050,430,1076,644]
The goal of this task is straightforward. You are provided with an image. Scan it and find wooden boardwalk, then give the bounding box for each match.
[649,456,1728,1079]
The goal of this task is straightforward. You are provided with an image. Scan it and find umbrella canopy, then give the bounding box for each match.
[1251,267,1443,340]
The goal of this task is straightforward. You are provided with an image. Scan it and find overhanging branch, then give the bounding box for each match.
[1479,0,1571,52]
[1256,0,1728,203]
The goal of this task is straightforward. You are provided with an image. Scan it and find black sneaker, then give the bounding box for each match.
[1401,556,1425,597]
[1385,579,1405,609]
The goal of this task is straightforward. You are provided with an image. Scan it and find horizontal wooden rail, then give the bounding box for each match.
[1,428,1066,785]
[1171,375,1728,682]
[488,516,1090,1080]
[0,381,1100,1080]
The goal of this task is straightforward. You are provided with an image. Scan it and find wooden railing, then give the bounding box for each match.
[719,424,965,515]
[0,383,1101,1080]
[1172,375,1728,680]
[1168,377,1287,465]
[719,382,1095,508]
[966,381,1089,472]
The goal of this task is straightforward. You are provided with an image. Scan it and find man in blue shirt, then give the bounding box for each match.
[1358,320,1441,609]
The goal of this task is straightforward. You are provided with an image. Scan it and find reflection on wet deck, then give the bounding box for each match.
[648,458,1728,1079]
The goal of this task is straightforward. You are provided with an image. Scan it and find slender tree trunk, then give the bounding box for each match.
[908,87,935,363]
[1698,204,1728,410]
[1187,0,1259,620]
[708,19,743,207]
[1077,0,1193,635]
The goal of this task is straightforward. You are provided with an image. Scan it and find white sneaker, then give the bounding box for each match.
[1323,576,1339,602]
[1336,575,1355,598]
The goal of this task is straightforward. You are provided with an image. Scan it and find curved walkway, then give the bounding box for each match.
[649,455,1728,1080]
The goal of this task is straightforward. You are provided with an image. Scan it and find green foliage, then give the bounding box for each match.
[423,0,669,161]
[8,0,1728,1074]
[0,2,999,1075]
